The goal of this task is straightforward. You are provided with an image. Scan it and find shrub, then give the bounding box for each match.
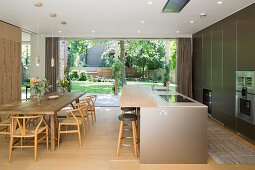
[79,72,87,81]
[87,75,92,81]
[70,70,79,80]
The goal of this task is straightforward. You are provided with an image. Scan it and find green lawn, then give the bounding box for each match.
[22,81,175,94]
[70,80,175,94]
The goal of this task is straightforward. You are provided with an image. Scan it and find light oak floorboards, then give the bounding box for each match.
[0,107,254,170]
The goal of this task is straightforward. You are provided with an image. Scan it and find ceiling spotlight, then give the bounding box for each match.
[217,1,223,5]
[61,21,67,25]
[148,1,153,5]
[58,31,62,33]
[200,13,207,18]
[190,20,194,24]
[92,30,95,33]
[141,20,145,24]
[176,31,180,33]
[137,30,141,33]
[50,13,56,17]
[34,2,43,7]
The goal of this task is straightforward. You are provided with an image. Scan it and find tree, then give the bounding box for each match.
[119,40,126,85]
[126,40,166,78]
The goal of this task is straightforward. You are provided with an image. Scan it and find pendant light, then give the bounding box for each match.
[35,2,41,67]
[36,20,40,66]
[51,37,54,67]
[51,17,55,67]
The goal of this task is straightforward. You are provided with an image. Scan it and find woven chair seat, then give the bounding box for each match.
[13,126,47,138]
[60,117,83,125]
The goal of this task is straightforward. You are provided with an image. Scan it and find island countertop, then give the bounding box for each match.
[120,85,207,108]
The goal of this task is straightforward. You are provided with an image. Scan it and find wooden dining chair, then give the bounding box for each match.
[0,104,14,138]
[80,98,95,125]
[9,115,49,162]
[86,95,97,123]
[70,103,90,128]
[58,106,87,147]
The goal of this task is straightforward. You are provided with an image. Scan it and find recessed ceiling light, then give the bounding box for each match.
[137,30,141,33]
[50,13,56,17]
[34,2,43,7]
[141,20,145,24]
[217,1,223,5]
[61,21,67,25]
[200,13,207,18]
[190,20,194,24]
[176,31,180,33]
[92,30,95,33]
[58,31,62,33]
[148,1,153,5]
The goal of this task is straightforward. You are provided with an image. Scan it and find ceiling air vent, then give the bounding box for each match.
[162,0,190,13]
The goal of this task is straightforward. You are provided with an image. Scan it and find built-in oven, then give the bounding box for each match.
[235,71,255,125]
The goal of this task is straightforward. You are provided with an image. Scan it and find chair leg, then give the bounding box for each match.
[82,120,86,135]
[65,125,68,136]
[58,123,61,148]
[46,126,49,151]
[87,116,90,128]
[91,111,94,125]
[77,126,82,147]
[93,108,96,122]
[9,136,13,163]
[34,135,37,162]
[132,121,138,158]
[20,137,23,151]
[5,127,8,139]
[116,121,124,156]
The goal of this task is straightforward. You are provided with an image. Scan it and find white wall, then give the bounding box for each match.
[30,34,45,79]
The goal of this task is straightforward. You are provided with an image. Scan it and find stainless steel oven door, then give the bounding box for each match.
[236,92,255,125]
[236,71,255,94]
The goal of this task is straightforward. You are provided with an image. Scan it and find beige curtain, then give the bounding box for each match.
[45,37,59,93]
[176,38,193,98]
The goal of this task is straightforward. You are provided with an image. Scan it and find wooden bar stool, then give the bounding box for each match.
[121,107,136,114]
[116,114,138,158]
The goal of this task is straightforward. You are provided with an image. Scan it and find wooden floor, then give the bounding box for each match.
[0,107,255,170]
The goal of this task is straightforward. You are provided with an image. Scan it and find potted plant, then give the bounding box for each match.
[57,76,70,95]
[30,79,52,105]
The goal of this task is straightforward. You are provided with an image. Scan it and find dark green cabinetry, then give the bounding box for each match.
[192,3,255,142]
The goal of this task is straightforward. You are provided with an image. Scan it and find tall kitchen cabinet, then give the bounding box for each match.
[236,5,255,142]
[193,18,237,130]
[193,3,255,142]
[202,28,212,91]
[211,23,224,123]
[192,33,203,103]
[221,16,237,131]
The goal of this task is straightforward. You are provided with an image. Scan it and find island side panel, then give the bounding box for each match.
[140,107,208,164]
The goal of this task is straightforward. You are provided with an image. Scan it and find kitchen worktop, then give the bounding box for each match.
[120,85,207,108]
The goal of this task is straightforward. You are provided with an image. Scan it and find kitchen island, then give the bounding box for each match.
[120,85,208,164]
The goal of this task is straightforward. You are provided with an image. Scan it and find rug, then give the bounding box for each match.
[208,121,255,164]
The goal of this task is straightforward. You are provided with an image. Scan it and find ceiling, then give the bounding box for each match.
[0,0,254,39]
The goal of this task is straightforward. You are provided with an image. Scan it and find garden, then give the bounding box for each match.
[65,40,177,94]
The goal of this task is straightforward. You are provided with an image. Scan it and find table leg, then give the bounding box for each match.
[50,114,55,151]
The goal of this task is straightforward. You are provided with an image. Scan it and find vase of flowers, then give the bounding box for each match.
[30,79,52,105]
[57,76,69,95]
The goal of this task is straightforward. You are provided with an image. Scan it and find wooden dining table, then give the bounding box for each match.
[0,92,85,151]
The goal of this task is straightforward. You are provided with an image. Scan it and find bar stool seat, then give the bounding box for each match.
[121,107,136,112]
[116,114,138,158]
[121,107,136,115]
[118,114,137,121]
